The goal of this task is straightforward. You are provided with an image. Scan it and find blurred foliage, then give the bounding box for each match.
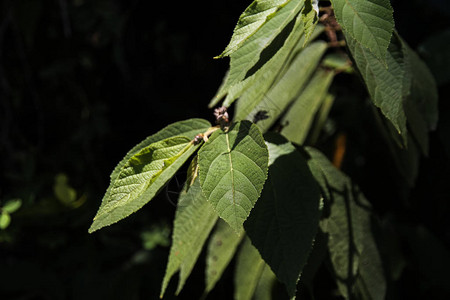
[0,0,449,299]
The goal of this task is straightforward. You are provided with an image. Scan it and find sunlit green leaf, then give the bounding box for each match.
[89,119,211,233]
[224,16,306,110]
[185,154,199,192]
[332,0,394,61]
[216,0,290,58]
[308,93,335,145]
[0,213,11,229]
[98,118,210,216]
[301,0,318,45]
[281,68,334,144]
[109,118,211,184]
[234,237,268,300]
[210,0,305,107]
[240,41,327,133]
[2,199,22,214]
[205,219,244,294]
[322,53,353,73]
[245,134,321,297]
[198,121,269,233]
[90,137,200,233]
[215,11,325,112]
[160,179,218,297]
[253,263,278,300]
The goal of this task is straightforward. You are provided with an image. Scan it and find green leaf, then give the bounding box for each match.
[216,0,291,58]
[90,137,200,233]
[323,186,366,299]
[240,41,327,133]
[234,237,268,300]
[304,147,386,300]
[355,227,386,300]
[90,119,211,233]
[347,32,408,144]
[301,0,318,45]
[322,53,353,73]
[185,154,199,192]
[304,147,347,188]
[100,118,210,214]
[109,118,211,183]
[100,136,191,214]
[253,263,278,300]
[217,15,324,111]
[308,93,335,145]
[2,199,22,214]
[205,219,244,294]
[160,179,218,297]
[245,134,321,297]
[210,0,305,107]
[280,68,334,144]
[332,0,394,61]
[198,121,269,233]
[0,212,11,229]
[224,16,307,109]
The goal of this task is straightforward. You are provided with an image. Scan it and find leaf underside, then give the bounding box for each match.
[205,219,244,294]
[304,147,386,300]
[280,68,335,144]
[234,237,270,300]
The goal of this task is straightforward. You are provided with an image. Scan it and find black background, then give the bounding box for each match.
[1,0,450,299]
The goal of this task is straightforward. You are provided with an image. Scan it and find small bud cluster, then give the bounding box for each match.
[193,133,204,145]
[213,106,230,129]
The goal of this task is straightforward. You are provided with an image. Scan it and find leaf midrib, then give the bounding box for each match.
[225,132,237,226]
[102,142,192,215]
[340,0,389,53]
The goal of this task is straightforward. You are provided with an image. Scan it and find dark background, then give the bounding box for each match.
[1,0,449,299]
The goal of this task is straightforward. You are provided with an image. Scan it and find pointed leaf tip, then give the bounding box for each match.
[89,119,211,233]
